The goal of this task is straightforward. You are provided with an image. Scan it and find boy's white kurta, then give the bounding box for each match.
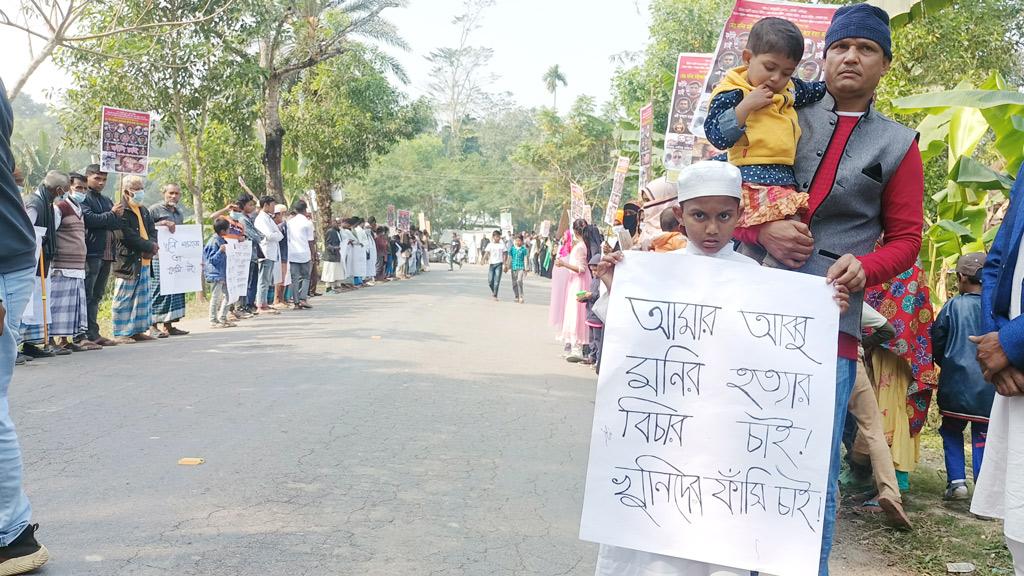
[582,250,839,576]
[353,227,369,278]
[340,228,358,280]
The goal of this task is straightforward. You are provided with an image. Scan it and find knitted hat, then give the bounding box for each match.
[825,4,892,60]
[676,161,742,203]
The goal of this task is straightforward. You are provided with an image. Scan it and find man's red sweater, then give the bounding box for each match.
[735,114,924,359]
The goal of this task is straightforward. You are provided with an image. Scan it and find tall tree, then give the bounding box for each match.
[0,0,238,99]
[254,0,407,202]
[542,65,568,110]
[59,0,262,227]
[282,49,432,236]
[425,0,495,156]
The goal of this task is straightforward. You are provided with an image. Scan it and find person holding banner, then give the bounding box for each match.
[111,175,159,344]
[203,219,235,328]
[730,6,924,574]
[148,183,189,337]
[18,171,66,359]
[80,164,122,348]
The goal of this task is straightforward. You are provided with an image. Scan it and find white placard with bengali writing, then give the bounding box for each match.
[157,225,203,295]
[225,240,253,303]
[580,252,839,576]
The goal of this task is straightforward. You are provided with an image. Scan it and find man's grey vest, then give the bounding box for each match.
[742,91,918,339]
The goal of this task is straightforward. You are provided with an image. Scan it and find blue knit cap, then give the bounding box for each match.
[825,3,892,60]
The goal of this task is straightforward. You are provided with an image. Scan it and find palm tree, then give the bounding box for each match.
[542,65,568,110]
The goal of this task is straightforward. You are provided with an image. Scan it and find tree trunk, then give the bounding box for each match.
[262,75,286,204]
[314,178,334,240]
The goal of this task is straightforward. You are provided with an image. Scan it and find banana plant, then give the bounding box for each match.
[892,72,1024,302]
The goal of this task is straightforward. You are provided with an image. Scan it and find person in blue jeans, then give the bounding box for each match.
[484,230,505,300]
[931,253,995,500]
[0,77,50,573]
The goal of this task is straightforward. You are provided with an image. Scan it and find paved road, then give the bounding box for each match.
[13,266,600,575]
[12,265,893,576]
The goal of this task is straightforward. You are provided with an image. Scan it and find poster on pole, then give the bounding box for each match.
[664,54,720,182]
[99,106,152,175]
[386,205,397,229]
[690,0,839,138]
[604,157,631,226]
[539,220,552,238]
[638,103,655,193]
[398,210,412,232]
[418,212,427,231]
[580,252,838,576]
[570,183,586,222]
[499,212,513,237]
[157,225,203,295]
[225,240,253,303]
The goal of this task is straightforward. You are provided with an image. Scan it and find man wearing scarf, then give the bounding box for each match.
[148,183,189,337]
[111,175,159,344]
[19,171,68,359]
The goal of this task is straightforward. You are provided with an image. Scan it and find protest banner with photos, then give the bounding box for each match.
[580,252,839,576]
[570,183,587,222]
[604,157,631,226]
[99,106,152,175]
[398,210,412,232]
[664,54,719,182]
[386,205,397,229]
[539,220,552,238]
[157,225,204,295]
[689,0,839,139]
[639,103,654,192]
[225,240,253,303]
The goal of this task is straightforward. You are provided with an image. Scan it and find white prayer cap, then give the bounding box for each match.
[676,161,743,203]
[274,204,287,214]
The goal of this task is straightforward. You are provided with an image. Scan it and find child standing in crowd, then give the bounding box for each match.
[578,254,605,370]
[203,218,235,328]
[485,230,506,300]
[703,17,826,265]
[932,252,995,500]
[595,160,848,576]
[507,235,529,303]
[651,209,687,253]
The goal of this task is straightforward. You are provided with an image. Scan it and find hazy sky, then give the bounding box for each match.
[0,0,653,112]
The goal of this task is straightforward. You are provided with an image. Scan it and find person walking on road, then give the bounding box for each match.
[449,232,462,271]
[485,230,506,300]
[507,235,528,303]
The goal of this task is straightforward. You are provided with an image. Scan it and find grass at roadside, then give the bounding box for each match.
[841,429,1013,576]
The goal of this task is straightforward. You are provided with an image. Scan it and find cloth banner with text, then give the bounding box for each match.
[639,103,654,192]
[99,106,152,175]
[157,225,203,295]
[604,157,631,226]
[664,54,720,182]
[225,240,253,303]
[580,252,838,576]
[689,0,839,138]
[500,212,513,237]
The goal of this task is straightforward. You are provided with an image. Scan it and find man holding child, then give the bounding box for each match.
[595,4,923,575]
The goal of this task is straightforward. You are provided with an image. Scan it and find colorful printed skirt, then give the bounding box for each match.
[738,182,809,228]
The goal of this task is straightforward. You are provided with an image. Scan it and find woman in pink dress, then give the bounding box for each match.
[557,219,591,359]
[548,228,574,337]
